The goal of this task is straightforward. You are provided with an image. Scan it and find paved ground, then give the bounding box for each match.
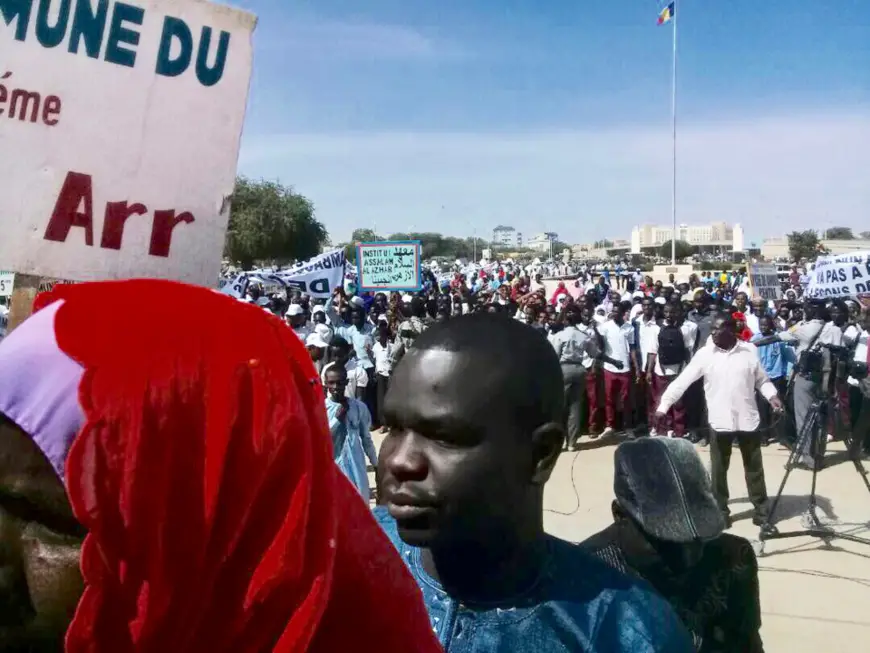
[372,433,870,651]
[544,437,870,652]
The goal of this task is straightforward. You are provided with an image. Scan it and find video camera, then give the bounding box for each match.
[797,340,865,382]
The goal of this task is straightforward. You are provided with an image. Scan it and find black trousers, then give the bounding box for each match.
[375,373,390,428]
[853,386,870,455]
[710,430,769,518]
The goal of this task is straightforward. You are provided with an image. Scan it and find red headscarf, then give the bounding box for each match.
[31,280,440,653]
[731,311,752,342]
[550,281,569,306]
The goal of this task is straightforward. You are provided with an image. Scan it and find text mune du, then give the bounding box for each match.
[1,0,232,87]
[44,171,194,258]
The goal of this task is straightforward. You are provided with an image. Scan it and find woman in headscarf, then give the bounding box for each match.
[0,279,441,653]
[731,311,753,342]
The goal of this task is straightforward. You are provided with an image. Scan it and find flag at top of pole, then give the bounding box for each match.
[658,2,675,25]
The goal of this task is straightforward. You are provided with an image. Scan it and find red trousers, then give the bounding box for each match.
[603,370,631,429]
[586,369,603,433]
[651,373,687,436]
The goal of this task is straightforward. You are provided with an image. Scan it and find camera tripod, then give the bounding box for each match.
[757,391,870,555]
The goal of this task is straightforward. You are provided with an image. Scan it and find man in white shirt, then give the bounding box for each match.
[657,312,783,528]
[846,309,870,458]
[647,303,698,438]
[635,298,660,430]
[599,306,633,436]
[321,336,369,400]
[285,303,312,341]
[744,298,767,337]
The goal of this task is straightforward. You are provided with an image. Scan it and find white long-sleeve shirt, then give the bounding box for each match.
[658,340,778,432]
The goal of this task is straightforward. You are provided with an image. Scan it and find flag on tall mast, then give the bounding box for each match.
[658,2,675,25]
[658,1,678,264]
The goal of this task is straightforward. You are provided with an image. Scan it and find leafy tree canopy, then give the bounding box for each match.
[824,226,854,240]
[224,177,328,269]
[787,230,826,262]
[657,239,694,261]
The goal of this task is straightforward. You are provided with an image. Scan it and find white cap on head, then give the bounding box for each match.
[401,294,413,303]
[311,304,326,314]
[285,304,304,317]
[654,297,666,305]
[305,332,329,349]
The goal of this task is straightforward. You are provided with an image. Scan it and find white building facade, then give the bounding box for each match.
[526,232,559,252]
[492,225,523,248]
[630,222,744,254]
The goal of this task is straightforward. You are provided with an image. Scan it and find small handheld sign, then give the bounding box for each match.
[356,241,422,293]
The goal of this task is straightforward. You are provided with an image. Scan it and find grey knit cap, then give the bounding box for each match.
[614,437,725,543]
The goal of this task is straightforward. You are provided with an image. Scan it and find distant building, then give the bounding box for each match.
[630,222,744,254]
[492,225,523,248]
[527,232,559,252]
[761,237,870,260]
[572,240,631,260]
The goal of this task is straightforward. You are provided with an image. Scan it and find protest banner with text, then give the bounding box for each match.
[357,241,422,292]
[276,249,346,299]
[219,249,347,300]
[805,251,870,300]
[748,263,782,301]
[0,0,256,287]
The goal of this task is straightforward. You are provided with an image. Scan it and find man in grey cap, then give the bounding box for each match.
[582,437,764,653]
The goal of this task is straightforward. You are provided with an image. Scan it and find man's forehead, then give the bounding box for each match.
[392,350,502,405]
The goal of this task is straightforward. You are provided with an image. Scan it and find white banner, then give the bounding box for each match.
[0,0,256,287]
[276,249,346,299]
[219,272,249,299]
[805,251,870,299]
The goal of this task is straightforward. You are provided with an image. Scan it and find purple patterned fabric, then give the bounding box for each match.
[0,301,85,479]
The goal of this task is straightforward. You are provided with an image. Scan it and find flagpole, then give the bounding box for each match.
[670,2,678,265]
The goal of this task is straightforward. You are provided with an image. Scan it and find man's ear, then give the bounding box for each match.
[530,422,565,485]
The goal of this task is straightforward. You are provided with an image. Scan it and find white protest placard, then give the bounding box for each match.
[748,263,782,301]
[0,0,256,287]
[805,251,870,300]
[276,249,346,299]
[356,241,422,292]
[0,271,14,298]
[219,271,249,299]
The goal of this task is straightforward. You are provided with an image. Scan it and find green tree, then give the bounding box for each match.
[825,226,854,240]
[342,228,382,264]
[787,230,823,262]
[224,177,327,269]
[658,240,693,261]
[351,228,381,243]
[861,231,870,239]
[593,239,613,249]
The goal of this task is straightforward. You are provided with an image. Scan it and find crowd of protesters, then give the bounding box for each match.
[263,260,867,462]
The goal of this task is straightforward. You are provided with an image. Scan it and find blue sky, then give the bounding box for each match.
[232,0,870,246]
